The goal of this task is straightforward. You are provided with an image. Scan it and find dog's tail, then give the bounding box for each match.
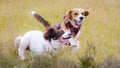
[14,36,22,48]
[31,11,50,29]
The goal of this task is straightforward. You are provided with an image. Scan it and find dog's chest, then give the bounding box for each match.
[70,27,80,37]
[65,22,81,37]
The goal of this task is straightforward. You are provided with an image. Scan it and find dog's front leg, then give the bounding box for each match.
[71,41,80,53]
[18,47,26,60]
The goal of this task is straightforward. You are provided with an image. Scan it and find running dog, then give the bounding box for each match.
[31,8,89,52]
[15,27,77,60]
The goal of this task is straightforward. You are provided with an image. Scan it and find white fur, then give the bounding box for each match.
[15,30,77,60]
[31,11,36,16]
[14,36,22,48]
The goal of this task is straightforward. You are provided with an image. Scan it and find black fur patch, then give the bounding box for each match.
[65,21,80,37]
[44,27,64,42]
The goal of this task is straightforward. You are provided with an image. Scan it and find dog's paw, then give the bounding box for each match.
[20,56,26,60]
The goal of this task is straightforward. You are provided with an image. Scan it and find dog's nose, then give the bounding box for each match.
[79,17,83,20]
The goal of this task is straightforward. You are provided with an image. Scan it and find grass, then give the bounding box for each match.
[0,0,120,68]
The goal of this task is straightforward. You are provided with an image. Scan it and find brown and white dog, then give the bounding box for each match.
[15,27,77,60]
[31,8,89,52]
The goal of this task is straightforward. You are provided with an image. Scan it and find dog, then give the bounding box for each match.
[15,27,77,60]
[32,8,89,53]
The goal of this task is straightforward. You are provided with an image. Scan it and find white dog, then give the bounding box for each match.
[15,27,77,60]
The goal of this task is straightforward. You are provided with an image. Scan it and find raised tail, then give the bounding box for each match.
[14,36,22,48]
[31,11,50,29]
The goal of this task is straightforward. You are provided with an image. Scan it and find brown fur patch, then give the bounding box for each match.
[69,9,79,20]
[84,11,89,16]
[44,27,64,42]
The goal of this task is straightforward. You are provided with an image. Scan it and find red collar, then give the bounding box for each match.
[65,21,81,37]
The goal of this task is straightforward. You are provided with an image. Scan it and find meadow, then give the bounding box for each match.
[0,0,120,68]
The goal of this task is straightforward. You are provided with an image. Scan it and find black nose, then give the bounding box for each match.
[79,17,83,20]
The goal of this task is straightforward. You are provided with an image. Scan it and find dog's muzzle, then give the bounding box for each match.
[59,37,71,45]
[74,20,82,26]
[79,17,83,21]
[74,17,84,26]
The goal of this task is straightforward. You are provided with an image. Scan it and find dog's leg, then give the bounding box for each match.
[71,41,80,53]
[18,39,29,60]
[18,47,26,60]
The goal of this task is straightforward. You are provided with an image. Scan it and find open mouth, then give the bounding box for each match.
[76,21,82,26]
[59,37,71,45]
[74,20,82,26]
[62,36,71,39]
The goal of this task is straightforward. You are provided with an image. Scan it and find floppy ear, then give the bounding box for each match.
[63,10,72,23]
[44,28,57,41]
[44,28,53,40]
[48,28,55,36]
[83,10,89,16]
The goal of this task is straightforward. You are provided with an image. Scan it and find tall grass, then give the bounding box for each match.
[0,0,120,68]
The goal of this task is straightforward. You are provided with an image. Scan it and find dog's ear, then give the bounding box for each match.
[63,10,72,23]
[44,28,53,40]
[48,28,55,36]
[83,10,89,16]
[44,27,58,41]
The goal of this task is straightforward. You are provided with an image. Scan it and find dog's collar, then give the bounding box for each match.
[56,23,61,29]
[52,23,61,29]
[65,21,81,37]
[65,21,72,29]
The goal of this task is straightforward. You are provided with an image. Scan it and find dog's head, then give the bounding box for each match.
[63,8,89,28]
[44,27,64,41]
[44,27,74,45]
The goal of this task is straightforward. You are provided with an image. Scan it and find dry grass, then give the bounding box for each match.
[0,0,120,68]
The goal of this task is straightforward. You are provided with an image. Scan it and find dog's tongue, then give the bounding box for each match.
[59,38,69,45]
[77,21,82,26]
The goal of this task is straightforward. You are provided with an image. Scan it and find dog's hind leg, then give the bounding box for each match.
[18,39,29,60]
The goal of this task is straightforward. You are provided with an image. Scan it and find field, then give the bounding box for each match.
[0,0,120,68]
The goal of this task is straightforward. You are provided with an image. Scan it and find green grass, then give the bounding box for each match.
[0,0,120,68]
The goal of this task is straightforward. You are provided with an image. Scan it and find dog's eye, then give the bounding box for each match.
[81,13,84,15]
[53,37,57,40]
[74,13,78,15]
[60,30,65,34]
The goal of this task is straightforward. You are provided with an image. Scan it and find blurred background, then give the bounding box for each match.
[0,0,120,68]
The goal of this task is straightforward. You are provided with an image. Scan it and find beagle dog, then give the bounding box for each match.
[32,8,89,52]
